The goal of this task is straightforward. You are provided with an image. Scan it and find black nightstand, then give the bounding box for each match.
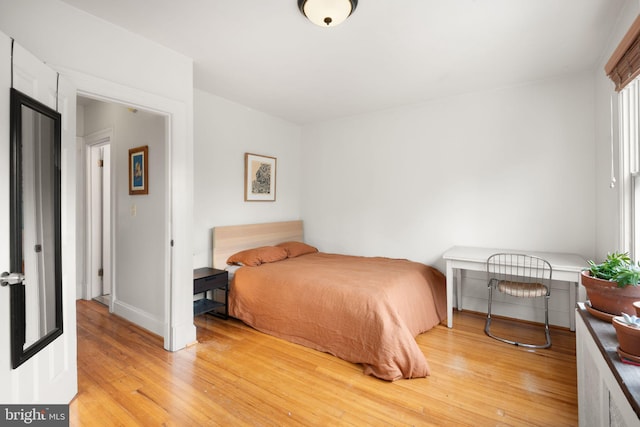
[193,267,228,319]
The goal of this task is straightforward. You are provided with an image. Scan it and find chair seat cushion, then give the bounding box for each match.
[497,280,548,297]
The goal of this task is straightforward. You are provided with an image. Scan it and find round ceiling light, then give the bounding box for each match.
[297,0,358,27]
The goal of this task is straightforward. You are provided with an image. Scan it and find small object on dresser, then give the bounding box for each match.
[193,267,228,319]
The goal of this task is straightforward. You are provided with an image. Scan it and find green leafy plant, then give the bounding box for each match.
[588,252,640,288]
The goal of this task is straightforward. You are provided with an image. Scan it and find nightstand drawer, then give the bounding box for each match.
[194,273,227,294]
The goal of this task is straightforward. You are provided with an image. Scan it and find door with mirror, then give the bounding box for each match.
[4,88,63,368]
[0,36,77,404]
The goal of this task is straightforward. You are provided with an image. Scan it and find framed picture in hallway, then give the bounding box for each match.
[129,145,148,195]
[245,153,276,201]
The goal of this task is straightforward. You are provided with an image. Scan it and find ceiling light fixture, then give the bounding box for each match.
[297,0,358,27]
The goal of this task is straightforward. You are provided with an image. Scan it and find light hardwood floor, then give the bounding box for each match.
[70,300,577,426]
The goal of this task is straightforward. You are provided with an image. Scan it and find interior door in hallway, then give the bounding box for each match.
[88,137,111,303]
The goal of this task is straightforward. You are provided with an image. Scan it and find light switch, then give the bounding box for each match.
[131,204,137,217]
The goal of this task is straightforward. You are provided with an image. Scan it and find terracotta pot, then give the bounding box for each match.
[613,316,640,357]
[581,270,640,316]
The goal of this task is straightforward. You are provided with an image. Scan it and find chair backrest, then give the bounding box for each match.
[486,253,552,285]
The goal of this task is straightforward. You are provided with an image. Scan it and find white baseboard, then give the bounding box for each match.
[112,299,164,337]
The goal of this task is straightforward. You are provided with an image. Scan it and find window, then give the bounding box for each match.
[619,78,640,258]
[607,16,640,259]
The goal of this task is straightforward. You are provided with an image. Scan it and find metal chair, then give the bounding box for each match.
[485,253,552,349]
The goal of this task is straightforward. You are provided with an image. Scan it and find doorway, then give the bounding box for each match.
[76,94,180,346]
[68,67,196,352]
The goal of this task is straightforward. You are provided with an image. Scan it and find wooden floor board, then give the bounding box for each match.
[70,300,577,426]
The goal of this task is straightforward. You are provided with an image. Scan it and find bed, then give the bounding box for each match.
[212,221,447,381]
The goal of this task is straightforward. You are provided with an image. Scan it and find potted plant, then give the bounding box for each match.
[612,313,640,359]
[582,252,640,316]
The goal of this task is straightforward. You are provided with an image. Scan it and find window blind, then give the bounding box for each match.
[606,15,640,91]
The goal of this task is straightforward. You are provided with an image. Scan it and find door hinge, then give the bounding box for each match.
[98,160,104,167]
[98,268,103,277]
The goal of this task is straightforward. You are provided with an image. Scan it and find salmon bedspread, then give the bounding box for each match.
[229,252,447,380]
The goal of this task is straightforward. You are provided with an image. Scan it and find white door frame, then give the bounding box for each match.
[60,67,195,351]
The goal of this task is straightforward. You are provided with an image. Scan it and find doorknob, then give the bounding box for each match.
[0,272,25,286]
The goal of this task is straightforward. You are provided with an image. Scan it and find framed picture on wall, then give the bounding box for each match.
[245,153,276,201]
[129,145,149,195]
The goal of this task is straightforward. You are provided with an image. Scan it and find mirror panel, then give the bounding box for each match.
[9,88,63,369]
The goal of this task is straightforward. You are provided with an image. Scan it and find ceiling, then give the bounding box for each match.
[61,0,625,125]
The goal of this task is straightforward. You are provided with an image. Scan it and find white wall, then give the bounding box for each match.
[193,89,303,268]
[82,102,167,332]
[302,73,596,271]
[194,71,599,328]
[0,1,191,104]
[0,0,629,340]
[299,73,598,328]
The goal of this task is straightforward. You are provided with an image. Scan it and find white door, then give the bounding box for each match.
[89,144,103,299]
[102,144,111,298]
[0,35,78,403]
[86,135,112,301]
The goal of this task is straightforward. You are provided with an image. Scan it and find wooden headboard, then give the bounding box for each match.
[212,220,304,269]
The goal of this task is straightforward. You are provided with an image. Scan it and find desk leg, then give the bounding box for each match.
[446,261,453,328]
[456,269,462,311]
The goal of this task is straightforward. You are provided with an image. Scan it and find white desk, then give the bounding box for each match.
[442,246,586,331]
